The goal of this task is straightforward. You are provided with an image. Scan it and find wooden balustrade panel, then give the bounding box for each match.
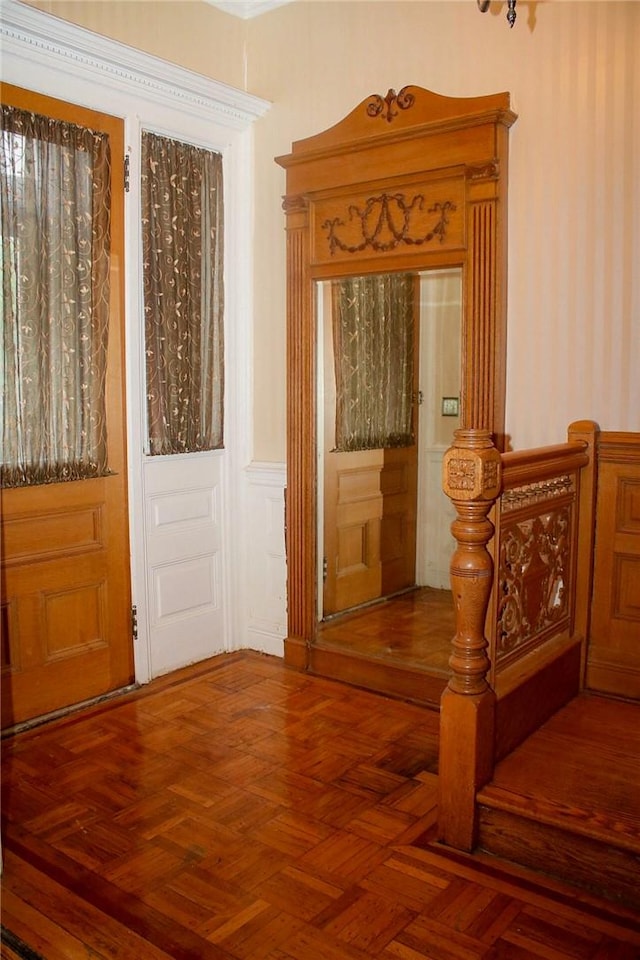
[493,475,578,672]
[487,425,598,759]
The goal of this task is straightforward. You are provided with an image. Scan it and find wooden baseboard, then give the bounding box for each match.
[283,635,309,671]
[586,658,640,701]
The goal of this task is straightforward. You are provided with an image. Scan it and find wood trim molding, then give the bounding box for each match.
[276,85,516,670]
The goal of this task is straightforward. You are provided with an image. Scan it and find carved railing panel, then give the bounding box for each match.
[488,443,590,677]
[496,497,574,666]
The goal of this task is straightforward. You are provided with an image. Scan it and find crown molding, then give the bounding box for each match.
[204,0,293,19]
[0,0,270,128]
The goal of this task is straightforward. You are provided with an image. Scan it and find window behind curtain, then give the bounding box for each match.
[0,104,111,487]
[141,131,224,456]
[333,273,415,452]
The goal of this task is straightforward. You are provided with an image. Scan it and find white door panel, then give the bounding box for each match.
[143,453,226,676]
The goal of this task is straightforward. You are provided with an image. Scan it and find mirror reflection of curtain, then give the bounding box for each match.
[1,104,111,487]
[141,131,224,456]
[332,273,415,451]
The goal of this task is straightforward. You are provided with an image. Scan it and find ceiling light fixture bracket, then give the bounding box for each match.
[477,0,517,28]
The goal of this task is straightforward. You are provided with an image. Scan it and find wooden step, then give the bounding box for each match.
[311,587,453,708]
[476,693,640,910]
[309,641,448,709]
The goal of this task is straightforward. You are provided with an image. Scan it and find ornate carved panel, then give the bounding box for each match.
[311,177,465,266]
[496,503,573,665]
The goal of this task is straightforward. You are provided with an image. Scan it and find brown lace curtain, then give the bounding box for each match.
[333,273,415,451]
[141,132,224,456]
[1,105,111,487]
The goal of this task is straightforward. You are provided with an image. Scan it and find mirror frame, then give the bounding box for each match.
[276,86,517,670]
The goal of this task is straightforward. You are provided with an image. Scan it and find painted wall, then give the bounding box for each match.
[23,0,640,457]
[248,0,639,457]
[25,0,248,88]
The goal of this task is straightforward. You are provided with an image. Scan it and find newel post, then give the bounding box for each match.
[438,429,502,851]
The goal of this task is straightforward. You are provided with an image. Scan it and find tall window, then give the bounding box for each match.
[1,104,111,487]
[141,131,224,456]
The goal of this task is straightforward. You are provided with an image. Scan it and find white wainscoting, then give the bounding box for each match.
[235,462,287,657]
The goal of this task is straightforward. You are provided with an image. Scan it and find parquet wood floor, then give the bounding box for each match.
[318,587,454,673]
[2,652,639,959]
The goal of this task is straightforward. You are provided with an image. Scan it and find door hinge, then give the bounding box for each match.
[131,604,138,641]
[124,154,130,193]
[322,557,328,582]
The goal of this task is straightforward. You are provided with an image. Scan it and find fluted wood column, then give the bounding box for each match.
[282,196,315,667]
[438,429,502,850]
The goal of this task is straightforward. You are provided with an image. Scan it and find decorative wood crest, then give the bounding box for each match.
[322,194,456,255]
[365,87,415,123]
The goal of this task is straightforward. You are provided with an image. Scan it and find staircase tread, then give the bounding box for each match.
[479,693,640,853]
[477,783,640,853]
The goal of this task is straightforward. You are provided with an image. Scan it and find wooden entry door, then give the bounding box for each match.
[323,445,418,618]
[323,448,383,616]
[0,86,133,728]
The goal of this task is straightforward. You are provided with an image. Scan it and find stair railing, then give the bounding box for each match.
[438,421,598,851]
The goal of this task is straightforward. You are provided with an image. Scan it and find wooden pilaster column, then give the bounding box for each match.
[282,194,315,669]
[438,429,502,850]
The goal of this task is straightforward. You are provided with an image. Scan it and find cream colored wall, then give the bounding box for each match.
[22,1,248,88]
[249,0,639,457]
[21,1,639,458]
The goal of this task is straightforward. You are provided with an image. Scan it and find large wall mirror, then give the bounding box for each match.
[277,86,516,706]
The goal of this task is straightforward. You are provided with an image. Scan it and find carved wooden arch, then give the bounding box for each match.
[276,85,517,669]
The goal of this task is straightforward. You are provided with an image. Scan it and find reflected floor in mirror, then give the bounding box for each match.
[318,587,454,673]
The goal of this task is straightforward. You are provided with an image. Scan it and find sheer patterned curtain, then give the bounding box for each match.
[141,131,224,456]
[333,273,415,451]
[1,104,111,487]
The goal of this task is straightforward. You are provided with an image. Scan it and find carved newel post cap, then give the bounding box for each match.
[442,429,502,502]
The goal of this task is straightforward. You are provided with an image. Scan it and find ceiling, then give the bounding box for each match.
[203,0,294,18]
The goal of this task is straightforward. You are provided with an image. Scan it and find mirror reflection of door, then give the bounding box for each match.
[319,269,460,621]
